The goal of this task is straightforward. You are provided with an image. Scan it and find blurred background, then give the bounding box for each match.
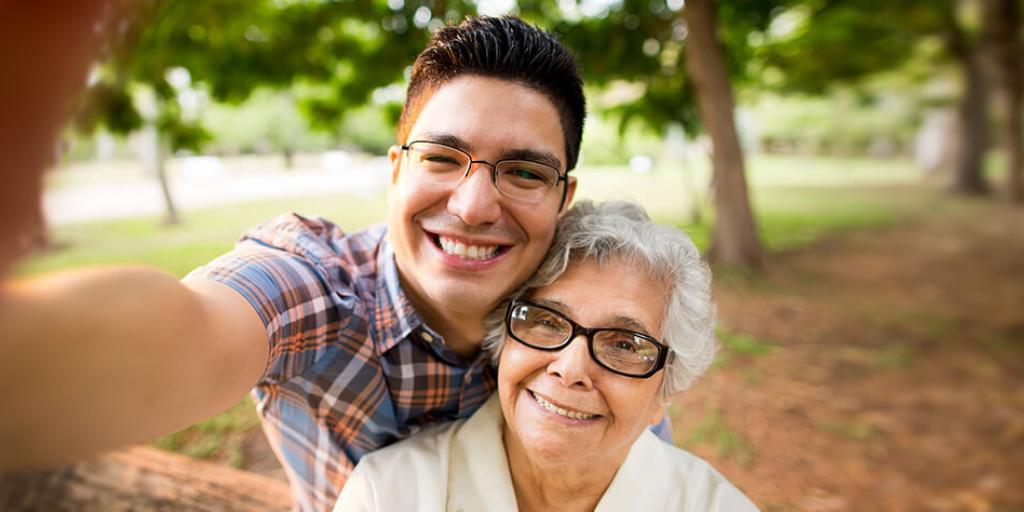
[13,0,1024,510]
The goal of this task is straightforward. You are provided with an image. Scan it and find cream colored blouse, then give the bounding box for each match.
[334,395,759,511]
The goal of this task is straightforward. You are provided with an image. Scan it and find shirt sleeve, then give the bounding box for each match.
[185,239,347,384]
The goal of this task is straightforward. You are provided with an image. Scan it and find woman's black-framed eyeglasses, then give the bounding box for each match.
[505,299,673,379]
[401,140,569,208]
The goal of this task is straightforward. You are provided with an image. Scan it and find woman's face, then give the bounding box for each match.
[498,259,668,469]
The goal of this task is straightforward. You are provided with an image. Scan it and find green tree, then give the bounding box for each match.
[519,0,794,268]
[759,0,1005,196]
[72,0,476,222]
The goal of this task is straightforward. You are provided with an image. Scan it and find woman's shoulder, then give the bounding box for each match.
[634,431,760,511]
[361,421,458,468]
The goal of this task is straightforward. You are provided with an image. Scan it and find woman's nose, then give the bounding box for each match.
[546,335,594,389]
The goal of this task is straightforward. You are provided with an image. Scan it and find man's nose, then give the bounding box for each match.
[546,336,595,390]
[446,162,503,226]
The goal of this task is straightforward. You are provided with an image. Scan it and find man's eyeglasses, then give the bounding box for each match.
[401,140,569,207]
[505,299,673,379]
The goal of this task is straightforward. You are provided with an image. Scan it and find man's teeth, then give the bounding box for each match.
[532,392,597,420]
[439,236,499,260]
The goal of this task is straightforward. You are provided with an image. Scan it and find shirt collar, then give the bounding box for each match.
[447,395,520,512]
[370,232,485,366]
[371,235,425,354]
[595,430,668,511]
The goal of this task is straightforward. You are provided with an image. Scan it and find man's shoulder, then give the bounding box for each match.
[244,212,386,263]
[187,213,390,327]
[236,213,388,289]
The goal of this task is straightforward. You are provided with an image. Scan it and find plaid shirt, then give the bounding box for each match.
[188,213,497,511]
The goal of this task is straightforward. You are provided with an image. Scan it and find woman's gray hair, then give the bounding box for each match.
[482,200,717,398]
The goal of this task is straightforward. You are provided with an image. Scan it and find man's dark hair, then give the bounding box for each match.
[397,16,586,172]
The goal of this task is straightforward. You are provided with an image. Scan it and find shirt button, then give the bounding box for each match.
[421,332,434,343]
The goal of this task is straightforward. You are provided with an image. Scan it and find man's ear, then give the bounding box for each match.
[558,175,578,215]
[387,145,403,186]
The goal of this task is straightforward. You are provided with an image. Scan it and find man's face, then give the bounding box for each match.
[386,75,577,327]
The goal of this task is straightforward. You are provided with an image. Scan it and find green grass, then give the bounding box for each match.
[869,343,914,370]
[685,408,755,467]
[17,194,389,278]
[712,329,778,370]
[983,334,1023,354]
[13,154,950,465]
[817,417,880,443]
[153,398,261,468]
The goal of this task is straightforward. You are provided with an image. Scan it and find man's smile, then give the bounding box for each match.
[427,231,512,261]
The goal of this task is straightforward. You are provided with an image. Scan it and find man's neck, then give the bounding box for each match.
[389,252,495,358]
[428,314,485,358]
[399,284,487,359]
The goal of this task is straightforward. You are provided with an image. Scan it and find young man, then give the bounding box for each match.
[0,16,583,511]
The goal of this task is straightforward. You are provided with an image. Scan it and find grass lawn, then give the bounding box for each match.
[13,154,953,468]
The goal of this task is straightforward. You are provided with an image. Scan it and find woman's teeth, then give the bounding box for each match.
[439,236,499,260]
[532,392,597,420]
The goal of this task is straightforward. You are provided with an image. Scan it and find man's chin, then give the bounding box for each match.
[428,285,506,314]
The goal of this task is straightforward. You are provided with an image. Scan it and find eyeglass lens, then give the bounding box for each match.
[508,303,663,377]
[405,141,560,203]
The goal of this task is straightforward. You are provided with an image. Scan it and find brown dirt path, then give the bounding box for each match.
[672,202,1024,512]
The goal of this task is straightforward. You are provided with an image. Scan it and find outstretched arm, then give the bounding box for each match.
[0,266,268,469]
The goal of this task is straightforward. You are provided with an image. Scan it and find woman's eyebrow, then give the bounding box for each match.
[610,315,653,335]
[531,297,571,312]
[531,298,653,334]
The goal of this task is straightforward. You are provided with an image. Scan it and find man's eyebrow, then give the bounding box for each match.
[415,132,471,152]
[502,149,563,171]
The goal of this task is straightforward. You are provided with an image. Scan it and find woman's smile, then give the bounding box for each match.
[526,389,602,422]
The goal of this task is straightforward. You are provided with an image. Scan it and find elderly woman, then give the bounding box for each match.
[334,201,757,511]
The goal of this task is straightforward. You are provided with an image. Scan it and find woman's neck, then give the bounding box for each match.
[503,429,623,512]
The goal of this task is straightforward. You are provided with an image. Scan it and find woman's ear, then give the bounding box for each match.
[651,391,680,426]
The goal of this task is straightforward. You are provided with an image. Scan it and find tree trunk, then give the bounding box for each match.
[944,2,991,196]
[0,446,292,511]
[153,130,181,225]
[954,52,991,195]
[283,147,295,170]
[983,0,1024,202]
[682,0,763,268]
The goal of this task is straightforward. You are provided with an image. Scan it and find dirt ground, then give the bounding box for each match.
[673,201,1024,512]
[238,200,1024,511]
